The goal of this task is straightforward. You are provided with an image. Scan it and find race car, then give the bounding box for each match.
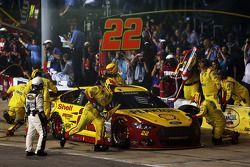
[161,97,250,144]
[50,85,201,149]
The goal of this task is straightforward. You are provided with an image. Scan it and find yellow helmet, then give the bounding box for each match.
[106,63,118,75]
[105,78,117,94]
[31,69,40,79]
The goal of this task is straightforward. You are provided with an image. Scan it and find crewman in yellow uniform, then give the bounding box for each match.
[194,93,226,145]
[63,78,120,151]
[199,58,221,105]
[218,70,250,106]
[3,84,26,136]
[24,69,58,119]
[105,63,125,85]
[183,70,200,100]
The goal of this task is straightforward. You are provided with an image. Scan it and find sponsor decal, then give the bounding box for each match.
[159,114,179,121]
[129,108,177,114]
[224,108,240,128]
[62,113,73,118]
[141,130,149,136]
[169,121,182,125]
[58,104,73,111]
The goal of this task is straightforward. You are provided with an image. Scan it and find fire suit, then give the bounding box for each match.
[197,100,226,140]
[184,72,200,100]
[68,86,119,145]
[25,90,47,154]
[103,73,124,85]
[200,67,221,105]
[221,76,250,106]
[4,84,26,135]
[24,78,58,118]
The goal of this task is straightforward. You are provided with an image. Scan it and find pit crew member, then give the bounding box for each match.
[62,78,120,151]
[3,84,26,136]
[218,70,250,106]
[105,63,125,85]
[199,58,221,105]
[194,93,226,145]
[24,69,58,119]
[25,77,47,156]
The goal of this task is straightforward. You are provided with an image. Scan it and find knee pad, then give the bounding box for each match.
[3,111,14,124]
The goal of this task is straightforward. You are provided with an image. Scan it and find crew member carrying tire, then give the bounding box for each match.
[61,78,121,151]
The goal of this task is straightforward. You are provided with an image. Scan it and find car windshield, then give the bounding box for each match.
[113,91,169,109]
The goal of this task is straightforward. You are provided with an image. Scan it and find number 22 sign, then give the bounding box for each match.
[101,18,143,51]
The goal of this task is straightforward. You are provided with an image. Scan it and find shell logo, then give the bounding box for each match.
[224,108,240,128]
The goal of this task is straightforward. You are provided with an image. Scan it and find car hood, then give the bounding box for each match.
[116,108,193,127]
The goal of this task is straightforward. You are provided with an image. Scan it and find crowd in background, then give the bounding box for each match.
[0,15,250,101]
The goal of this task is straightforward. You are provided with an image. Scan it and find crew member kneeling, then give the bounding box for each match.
[25,77,47,156]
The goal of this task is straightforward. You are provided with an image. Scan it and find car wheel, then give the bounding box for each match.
[51,113,64,140]
[112,119,130,149]
[179,105,203,126]
[192,119,201,144]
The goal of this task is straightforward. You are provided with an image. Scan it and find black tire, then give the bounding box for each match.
[179,105,203,126]
[191,119,201,144]
[112,119,130,149]
[51,113,64,140]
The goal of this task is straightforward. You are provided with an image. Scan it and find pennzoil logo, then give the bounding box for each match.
[27,94,35,100]
[224,108,240,128]
[158,114,178,121]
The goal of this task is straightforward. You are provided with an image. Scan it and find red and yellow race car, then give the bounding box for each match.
[50,85,201,149]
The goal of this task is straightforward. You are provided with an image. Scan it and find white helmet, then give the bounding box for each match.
[32,77,43,86]
[166,54,174,60]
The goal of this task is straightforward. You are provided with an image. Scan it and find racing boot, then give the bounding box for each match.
[26,151,35,156]
[212,137,222,145]
[94,144,109,152]
[3,111,14,124]
[36,150,48,156]
[60,130,69,148]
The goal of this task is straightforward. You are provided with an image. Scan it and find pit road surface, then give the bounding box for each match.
[1,100,250,167]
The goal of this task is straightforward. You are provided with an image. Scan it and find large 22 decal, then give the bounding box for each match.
[101,18,143,51]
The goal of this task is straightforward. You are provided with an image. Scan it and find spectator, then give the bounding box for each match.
[132,52,149,87]
[151,51,164,96]
[52,53,73,86]
[68,23,85,86]
[19,37,41,70]
[242,38,250,93]
[203,38,217,61]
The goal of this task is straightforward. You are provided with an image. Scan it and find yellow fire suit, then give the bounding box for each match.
[197,100,226,139]
[68,86,119,144]
[5,84,26,133]
[105,74,125,85]
[200,68,221,105]
[24,78,58,119]
[184,72,200,100]
[221,76,250,106]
